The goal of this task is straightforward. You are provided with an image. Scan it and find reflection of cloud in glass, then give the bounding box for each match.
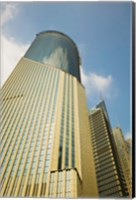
[42,46,68,70]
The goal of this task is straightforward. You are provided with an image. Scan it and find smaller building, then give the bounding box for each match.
[89,100,129,197]
[112,127,132,197]
[125,138,132,157]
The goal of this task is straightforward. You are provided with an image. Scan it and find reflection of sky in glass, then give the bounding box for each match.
[25,32,81,82]
[42,46,68,71]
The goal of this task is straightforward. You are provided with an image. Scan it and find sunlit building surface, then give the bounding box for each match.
[0,31,98,197]
[112,127,132,197]
[125,138,132,158]
[89,100,129,197]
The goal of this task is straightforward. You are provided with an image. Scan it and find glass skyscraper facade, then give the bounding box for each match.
[1,31,98,197]
[25,31,81,82]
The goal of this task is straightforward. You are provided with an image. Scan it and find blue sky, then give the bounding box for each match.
[1,2,132,139]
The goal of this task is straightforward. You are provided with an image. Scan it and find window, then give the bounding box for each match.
[57,181,62,193]
[45,166,48,173]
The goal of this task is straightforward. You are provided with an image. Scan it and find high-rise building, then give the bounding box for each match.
[89,100,129,197]
[0,31,98,197]
[112,127,132,196]
[125,138,132,157]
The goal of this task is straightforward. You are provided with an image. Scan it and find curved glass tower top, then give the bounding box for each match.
[25,31,81,82]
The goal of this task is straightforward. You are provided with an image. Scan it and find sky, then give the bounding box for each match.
[1,2,132,139]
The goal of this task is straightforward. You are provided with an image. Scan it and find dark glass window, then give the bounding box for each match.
[25,31,81,82]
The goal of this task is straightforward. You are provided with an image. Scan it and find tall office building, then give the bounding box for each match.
[89,100,129,197]
[112,127,132,196]
[0,31,98,197]
[125,138,132,157]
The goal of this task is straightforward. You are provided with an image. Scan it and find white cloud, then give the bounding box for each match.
[1,34,29,86]
[125,131,132,140]
[80,66,113,103]
[1,3,18,27]
[43,46,68,69]
[90,73,112,91]
[1,3,29,86]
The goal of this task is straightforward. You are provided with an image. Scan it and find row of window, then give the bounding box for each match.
[3,78,50,178]
[49,170,71,196]
[1,66,53,153]
[58,76,66,170]
[58,76,75,169]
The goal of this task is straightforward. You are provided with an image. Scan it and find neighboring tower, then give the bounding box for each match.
[125,138,132,157]
[0,31,98,197]
[89,100,128,197]
[112,127,132,197]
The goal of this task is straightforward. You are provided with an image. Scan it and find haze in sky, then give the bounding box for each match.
[1,2,132,139]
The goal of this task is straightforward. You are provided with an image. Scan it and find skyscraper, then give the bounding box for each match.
[89,100,129,197]
[112,127,132,197]
[125,138,132,157]
[0,31,98,197]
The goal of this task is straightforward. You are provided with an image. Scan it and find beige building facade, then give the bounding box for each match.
[112,127,132,197]
[125,138,132,158]
[89,101,129,197]
[0,31,98,197]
